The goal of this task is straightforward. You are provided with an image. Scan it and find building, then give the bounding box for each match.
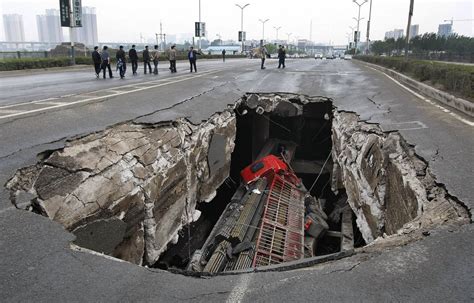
[36,9,63,43]
[384,29,404,40]
[3,14,25,42]
[71,7,98,47]
[438,23,453,37]
[409,24,419,39]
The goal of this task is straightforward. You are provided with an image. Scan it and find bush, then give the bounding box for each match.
[355,55,474,100]
[0,57,71,71]
[0,54,246,71]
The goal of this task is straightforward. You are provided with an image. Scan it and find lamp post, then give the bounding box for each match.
[259,18,269,43]
[352,0,368,52]
[273,26,281,41]
[198,0,202,49]
[405,0,414,59]
[235,3,250,53]
[366,0,373,54]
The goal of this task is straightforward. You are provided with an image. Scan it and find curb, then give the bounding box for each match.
[356,60,474,118]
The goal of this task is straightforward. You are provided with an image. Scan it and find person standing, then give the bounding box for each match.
[129,44,138,75]
[278,45,286,69]
[169,45,177,73]
[116,45,127,79]
[143,46,152,74]
[260,44,268,69]
[101,45,113,79]
[188,46,199,72]
[91,46,101,78]
[222,49,226,62]
[151,45,159,75]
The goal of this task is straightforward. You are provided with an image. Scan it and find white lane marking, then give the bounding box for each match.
[35,101,68,106]
[0,109,23,114]
[381,120,428,131]
[226,274,252,303]
[0,70,221,120]
[0,71,215,111]
[367,66,474,127]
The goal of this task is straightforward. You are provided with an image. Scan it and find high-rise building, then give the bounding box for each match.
[438,23,453,37]
[384,29,404,40]
[409,24,419,39]
[3,14,25,42]
[71,7,98,46]
[36,9,63,43]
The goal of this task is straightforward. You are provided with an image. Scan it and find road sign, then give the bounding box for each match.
[73,0,82,27]
[59,0,71,27]
[238,31,246,42]
[354,31,360,43]
[195,22,206,37]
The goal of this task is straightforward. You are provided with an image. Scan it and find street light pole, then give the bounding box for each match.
[259,18,269,43]
[352,0,368,52]
[405,0,414,59]
[366,0,373,54]
[198,0,202,50]
[235,3,250,53]
[273,26,281,41]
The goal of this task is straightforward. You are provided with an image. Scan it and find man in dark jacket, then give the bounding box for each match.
[101,45,113,79]
[116,45,127,79]
[143,46,152,74]
[277,45,286,69]
[187,46,199,72]
[91,46,101,78]
[129,45,138,75]
[222,49,226,62]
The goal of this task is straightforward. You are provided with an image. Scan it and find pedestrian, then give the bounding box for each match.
[151,45,159,75]
[129,44,138,75]
[188,46,199,72]
[91,46,101,78]
[260,44,268,69]
[222,49,226,62]
[100,45,113,79]
[278,45,286,69]
[116,45,127,79]
[169,45,177,73]
[143,45,152,74]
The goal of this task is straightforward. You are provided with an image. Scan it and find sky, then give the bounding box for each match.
[0,0,472,45]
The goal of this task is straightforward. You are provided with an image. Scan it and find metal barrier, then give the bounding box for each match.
[253,173,305,267]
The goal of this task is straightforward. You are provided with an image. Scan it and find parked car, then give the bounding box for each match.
[314,53,323,59]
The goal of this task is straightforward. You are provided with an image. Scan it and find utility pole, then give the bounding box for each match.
[352,0,368,53]
[198,0,202,50]
[259,18,269,43]
[405,0,414,59]
[155,33,159,47]
[160,22,163,50]
[68,0,75,65]
[235,3,250,54]
[366,0,373,54]
[273,26,281,40]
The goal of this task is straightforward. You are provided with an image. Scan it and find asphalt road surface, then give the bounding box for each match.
[0,58,472,302]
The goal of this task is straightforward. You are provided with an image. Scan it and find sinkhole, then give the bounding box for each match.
[6,93,470,275]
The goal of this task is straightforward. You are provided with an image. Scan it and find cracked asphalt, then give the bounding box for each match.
[0,58,473,302]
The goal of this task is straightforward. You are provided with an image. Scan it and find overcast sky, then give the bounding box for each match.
[0,0,472,44]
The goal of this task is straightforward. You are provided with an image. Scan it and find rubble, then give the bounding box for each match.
[6,111,236,265]
[331,111,470,243]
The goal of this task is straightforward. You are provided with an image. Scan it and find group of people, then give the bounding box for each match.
[259,44,287,70]
[91,45,202,79]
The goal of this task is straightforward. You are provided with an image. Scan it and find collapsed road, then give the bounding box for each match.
[0,59,473,301]
[6,93,469,274]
